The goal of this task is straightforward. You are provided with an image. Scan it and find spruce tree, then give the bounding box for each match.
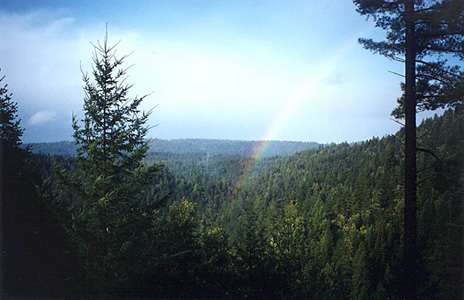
[66,33,160,292]
[1,68,25,207]
[0,70,24,150]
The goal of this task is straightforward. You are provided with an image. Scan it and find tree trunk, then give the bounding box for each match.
[404,0,418,298]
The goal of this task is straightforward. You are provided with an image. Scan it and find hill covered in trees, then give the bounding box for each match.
[25,138,319,158]
[12,107,462,299]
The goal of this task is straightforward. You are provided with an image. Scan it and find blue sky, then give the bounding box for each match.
[0,0,435,143]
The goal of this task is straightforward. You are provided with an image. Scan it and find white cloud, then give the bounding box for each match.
[322,72,351,86]
[28,110,57,125]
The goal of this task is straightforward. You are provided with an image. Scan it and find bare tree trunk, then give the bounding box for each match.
[404,0,418,298]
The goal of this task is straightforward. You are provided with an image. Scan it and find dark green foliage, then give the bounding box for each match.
[71,36,158,200]
[1,69,25,214]
[49,34,245,299]
[29,107,463,299]
[24,140,78,157]
[354,0,464,117]
[57,34,162,295]
[353,1,463,297]
[142,108,461,299]
[1,71,80,298]
[0,70,23,149]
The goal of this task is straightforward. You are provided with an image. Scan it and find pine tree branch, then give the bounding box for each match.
[416,147,439,160]
[420,46,464,54]
[390,118,404,126]
[416,60,464,79]
[416,73,456,87]
[389,70,405,77]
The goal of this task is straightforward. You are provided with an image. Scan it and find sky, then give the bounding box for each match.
[0,0,440,143]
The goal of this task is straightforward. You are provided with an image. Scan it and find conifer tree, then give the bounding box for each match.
[1,70,26,260]
[0,68,24,297]
[1,68,25,206]
[0,70,24,150]
[66,33,160,292]
[353,0,463,298]
[73,35,157,202]
[1,69,79,297]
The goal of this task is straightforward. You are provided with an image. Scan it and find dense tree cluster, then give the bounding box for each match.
[354,1,463,297]
[23,107,463,299]
[26,139,319,158]
[1,70,81,298]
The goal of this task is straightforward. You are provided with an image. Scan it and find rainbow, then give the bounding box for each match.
[235,24,374,190]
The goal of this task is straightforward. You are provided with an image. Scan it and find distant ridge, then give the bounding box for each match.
[25,138,319,158]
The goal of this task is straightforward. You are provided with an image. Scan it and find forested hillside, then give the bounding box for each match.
[148,108,463,299]
[17,107,462,299]
[26,139,319,158]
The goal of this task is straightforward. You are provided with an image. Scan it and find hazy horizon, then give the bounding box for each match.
[24,137,321,144]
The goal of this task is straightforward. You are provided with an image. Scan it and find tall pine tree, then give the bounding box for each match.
[353,0,463,298]
[64,33,160,293]
[0,70,24,151]
[0,68,25,297]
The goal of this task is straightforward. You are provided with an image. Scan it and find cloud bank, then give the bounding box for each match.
[1,4,407,143]
[28,110,57,125]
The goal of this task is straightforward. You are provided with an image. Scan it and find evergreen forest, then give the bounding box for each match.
[3,87,464,299]
[3,109,464,299]
[2,1,464,299]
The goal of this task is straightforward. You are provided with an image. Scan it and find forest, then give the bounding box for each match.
[26,139,320,158]
[5,107,463,299]
[1,1,464,299]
